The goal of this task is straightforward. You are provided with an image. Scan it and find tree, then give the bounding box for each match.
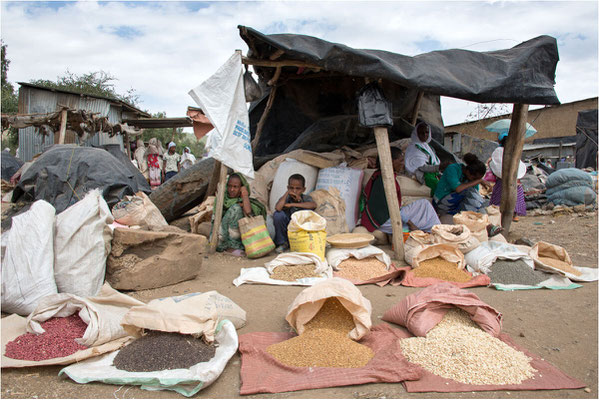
[1,41,19,152]
[465,103,511,122]
[30,70,140,106]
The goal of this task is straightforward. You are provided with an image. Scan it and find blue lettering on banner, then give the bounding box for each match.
[232,120,251,153]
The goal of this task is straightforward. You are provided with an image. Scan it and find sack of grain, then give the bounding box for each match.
[265,252,331,277]
[530,241,580,277]
[411,243,465,270]
[453,211,489,242]
[464,241,534,274]
[326,245,391,269]
[382,282,503,337]
[286,278,372,340]
[431,224,480,254]
[404,230,435,265]
[287,210,327,260]
[486,205,501,226]
[309,187,349,236]
[112,192,167,228]
[121,291,247,343]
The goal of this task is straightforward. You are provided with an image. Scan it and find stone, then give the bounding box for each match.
[107,228,207,290]
[573,204,586,213]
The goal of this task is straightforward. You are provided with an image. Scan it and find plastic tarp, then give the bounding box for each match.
[12,145,147,213]
[575,109,598,169]
[1,150,23,181]
[93,144,151,193]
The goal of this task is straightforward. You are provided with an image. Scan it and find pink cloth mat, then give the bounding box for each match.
[238,324,423,395]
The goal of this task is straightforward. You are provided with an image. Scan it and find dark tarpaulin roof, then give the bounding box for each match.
[239,26,560,105]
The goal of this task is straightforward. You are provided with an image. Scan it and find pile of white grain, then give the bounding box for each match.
[400,308,536,385]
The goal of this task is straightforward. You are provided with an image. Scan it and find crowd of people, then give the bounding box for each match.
[130,138,197,189]
[211,121,516,256]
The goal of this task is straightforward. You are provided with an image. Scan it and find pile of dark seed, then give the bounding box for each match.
[113,330,216,372]
[487,259,549,286]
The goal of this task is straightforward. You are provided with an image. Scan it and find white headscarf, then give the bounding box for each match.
[404,122,440,174]
[489,147,526,179]
[180,146,197,169]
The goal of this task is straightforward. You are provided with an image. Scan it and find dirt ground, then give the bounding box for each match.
[1,211,597,399]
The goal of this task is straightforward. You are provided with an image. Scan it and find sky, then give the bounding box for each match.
[1,0,597,128]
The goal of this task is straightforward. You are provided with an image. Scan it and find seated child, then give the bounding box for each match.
[214,173,266,256]
[273,173,317,253]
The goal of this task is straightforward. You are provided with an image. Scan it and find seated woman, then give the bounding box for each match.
[361,147,441,235]
[404,121,441,195]
[214,173,266,256]
[487,133,527,222]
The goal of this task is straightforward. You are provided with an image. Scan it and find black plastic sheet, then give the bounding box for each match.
[357,83,393,128]
[1,151,23,181]
[575,109,598,169]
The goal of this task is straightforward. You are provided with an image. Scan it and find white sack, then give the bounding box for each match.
[59,320,239,398]
[188,51,254,178]
[326,245,391,270]
[315,166,364,231]
[233,267,331,287]
[2,200,57,315]
[464,241,534,274]
[269,159,318,212]
[54,189,114,297]
[265,252,330,275]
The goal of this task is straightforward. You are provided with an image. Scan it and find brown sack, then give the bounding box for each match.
[404,230,435,265]
[530,241,577,276]
[431,224,480,254]
[453,211,489,242]
[189,196,215,234]
[285,278,372,340]
[112,192,168,228]
[412,243,465,270]
[310,187,349,235]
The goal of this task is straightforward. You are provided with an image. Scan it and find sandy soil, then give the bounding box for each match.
[1,211,597,399]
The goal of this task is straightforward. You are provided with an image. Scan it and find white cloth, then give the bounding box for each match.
[379,198,441,234]
[489,147,526,179]
[181,147,197,169]
[404,122,440,178]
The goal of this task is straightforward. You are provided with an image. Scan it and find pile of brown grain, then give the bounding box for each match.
[412,256,471,283]
[266,297,374,368]
[400,308,536,385]
[336,256,389,281]
[537,256,581,276]
[270,263,321,281]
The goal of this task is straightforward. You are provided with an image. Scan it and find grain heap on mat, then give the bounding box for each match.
[113,330,216,372]
[412,256,471,283]
[538,256,581,276]
[266,297,374,368]
[400,308,536,385]
[336,256,389,281]
[270,263,321,281]
[488,259,549,285]
[5,315,88,361]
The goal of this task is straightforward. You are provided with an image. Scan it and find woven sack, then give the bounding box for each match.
[239,215,275,259]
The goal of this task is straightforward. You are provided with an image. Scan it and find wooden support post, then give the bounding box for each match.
[124,132,131,159]
[171,127,176,142]
[373,126,404,260]
[410,91,424,125]
[209,162,229,253]
[58,109,68,144]
[206,160,221,197]
[251,85,277,151]
[500,103,529,233]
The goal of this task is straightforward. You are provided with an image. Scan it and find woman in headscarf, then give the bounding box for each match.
[213,173,266,256]
[404,121,441,195]
[180,147,197,170]
[145,138,163,189]
[487,133,527,221]
[134,139,148,179]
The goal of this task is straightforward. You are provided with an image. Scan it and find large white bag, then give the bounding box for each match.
[1,200,58,315]
[464,241,534,274]
[54,189,114,297]
[315,166,364,231]
[326,245,391,269]
[268,159,318,212]
[188,51,254,179]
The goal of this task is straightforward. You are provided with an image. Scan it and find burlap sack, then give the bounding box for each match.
[453,211,489,242]
[265,252,330,277]
[112,192,167,228]
[382,282,503,337]
[411,243,465,270]
[431,224,480,254]
[285,278,372,340]
[486,205,501,226]
[404,230,435,265]
[309,187,349,235]
[530,241,574,275]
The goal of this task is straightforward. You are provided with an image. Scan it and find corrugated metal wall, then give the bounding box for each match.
[18,86,125,161]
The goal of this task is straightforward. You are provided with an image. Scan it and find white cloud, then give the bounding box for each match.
[1,0,597,128]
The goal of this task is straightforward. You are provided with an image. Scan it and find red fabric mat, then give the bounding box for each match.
[393,327,585,392]
[401,268,490,288]
[238,324,423,395]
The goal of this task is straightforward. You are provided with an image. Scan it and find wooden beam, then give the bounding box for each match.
[410,91,424,125]
[267,66,282,86]
[58,109,68,144]
[373,126,404,260]
[500,103,529,233]
[251,85,278,151]
[269,49,285,60]
[242,56,321,70]
[209,162,229,253]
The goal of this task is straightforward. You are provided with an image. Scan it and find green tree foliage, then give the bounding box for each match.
[1,41,19,152]
[137,112,206,159]
[30,70,140,106]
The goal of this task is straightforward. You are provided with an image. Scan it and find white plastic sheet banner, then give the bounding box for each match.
[188,51,254,179]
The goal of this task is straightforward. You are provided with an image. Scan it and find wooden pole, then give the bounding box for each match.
[171,127,176,142]
[251,85,278,151]
[373,126,404,260]
[58,109,68,144]
[410,91,424,125]
[124,132,131,159]
[500,103,529,233]
[209,162,229,253]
